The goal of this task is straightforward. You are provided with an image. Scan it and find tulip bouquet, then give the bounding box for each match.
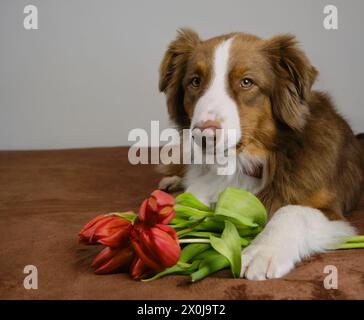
[79,187,267,281]
[79,188,364,282]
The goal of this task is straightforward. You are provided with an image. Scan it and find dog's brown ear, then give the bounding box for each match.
[262,34,318,131]
[159,28,200,128]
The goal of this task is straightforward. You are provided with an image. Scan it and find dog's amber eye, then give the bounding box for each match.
[240,78,253,89]
[191,76,201,88]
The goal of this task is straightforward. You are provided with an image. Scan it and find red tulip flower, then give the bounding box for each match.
[79,214,112,244]
[92,245,134,274]
[130,257,153,280]
[139,190,176,225]
[94,216,132,248]
[131,223,180,273]
[79,214,132,247]
[79,190,181,279]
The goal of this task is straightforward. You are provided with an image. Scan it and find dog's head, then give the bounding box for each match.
[159,29,317,153]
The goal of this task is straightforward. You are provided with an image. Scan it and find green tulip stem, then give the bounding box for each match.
[336,242,364,250]
[344,235,364,243]
[179,238,211,244]
[176,216,208,237]
[335,235,364,249]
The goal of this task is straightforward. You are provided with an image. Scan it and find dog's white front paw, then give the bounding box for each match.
[239,204,356,281]
[240,244,296,280]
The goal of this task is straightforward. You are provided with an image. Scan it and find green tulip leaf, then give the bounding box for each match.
[214,187,267,228]
[239,237,250,247]
[180,243,211,263]
[209,220,242,278]
[190,250,230,282]
[142,260,200,282]
[195,218,225,232]
[174,204,212,218]
[211,214,257,228]
[170,219,201,230]
[169,218,187,225]
[175,193,212,212]
[181,231,221,239]
[236,225,263,237]
[193,248,223,261]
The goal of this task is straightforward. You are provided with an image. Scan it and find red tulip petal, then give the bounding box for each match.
[97,227,131,248]
[94,246,134,275]
[131,225,162,270]
[147,197,158,212]
[131,225,179,269]
[158,206,176,224]
[79,215,111,244]
[131,237,162,271]
[79,233,91,244]
[92,246,114,269]
[138,199,149,222]
[149,226,180,267]
[146,202,159,225]
[151,190,175,207]
[94,217,132,247]
[130,257,153,280]
[79,215,107,233]
[154,223,179,241]
[139,229,168,267]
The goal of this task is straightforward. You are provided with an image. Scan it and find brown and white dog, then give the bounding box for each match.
[158,29,364,280]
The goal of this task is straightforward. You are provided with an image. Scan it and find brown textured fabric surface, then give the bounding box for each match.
[0,142,364,300]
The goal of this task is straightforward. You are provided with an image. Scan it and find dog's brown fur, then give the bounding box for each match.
[159,29,364,219]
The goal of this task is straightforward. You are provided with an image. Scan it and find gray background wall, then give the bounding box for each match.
[0,0,363,150]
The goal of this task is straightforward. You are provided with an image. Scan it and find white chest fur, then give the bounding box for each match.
[183,152,265,206]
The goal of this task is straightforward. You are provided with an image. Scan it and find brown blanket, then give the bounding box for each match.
[1,141,364,300]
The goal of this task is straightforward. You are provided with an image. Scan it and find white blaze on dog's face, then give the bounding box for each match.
[189,38,241,149]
